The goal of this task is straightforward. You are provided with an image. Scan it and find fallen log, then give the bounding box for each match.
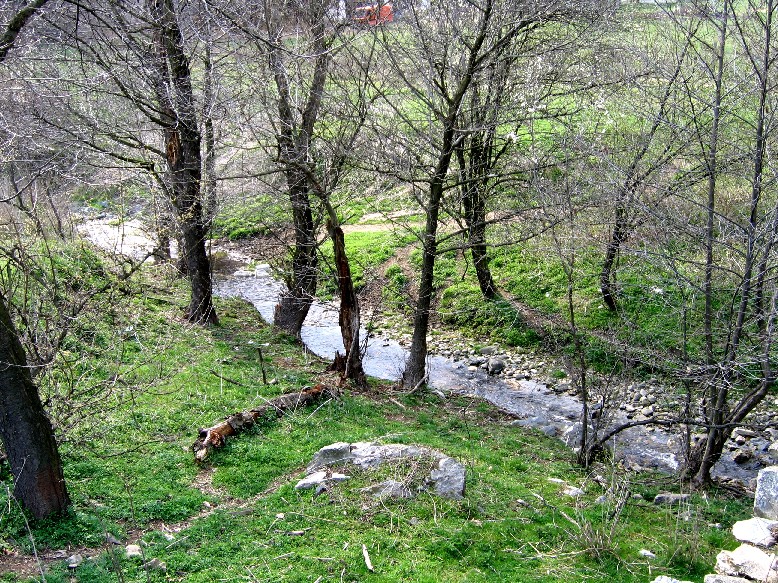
[193,384,333,462]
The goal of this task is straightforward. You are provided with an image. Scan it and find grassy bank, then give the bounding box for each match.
[0,265,749,582]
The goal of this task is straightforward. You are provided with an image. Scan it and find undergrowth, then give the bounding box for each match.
[0,265,749,582]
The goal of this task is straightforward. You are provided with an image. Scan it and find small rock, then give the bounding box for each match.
[654,493,690,506]
[650,576,694,583]
[105,533,122,545]
[126,544,142,558]
[295,471,349,490]
[733,449,753,464]
[142,558,167,572]
[479,346,498,355]
[733,427,759,439]
[307,442,353,471]
[639,548,657,559]
[768,442,778,461]
[487,358,506,375]
[704,575,753,583]
[67,554,83,569]
[409,517,420,526]
[563,486,585,497]
[428,456,466,500]
[595,495,608,504]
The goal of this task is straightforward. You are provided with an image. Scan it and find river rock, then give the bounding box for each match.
[562,422,592,449]
[715,544,778,582]
[732,517,778,548]
[733,427,759,439]
[479,346,499,355]
[487,358,506,375]
[755,467,778,520]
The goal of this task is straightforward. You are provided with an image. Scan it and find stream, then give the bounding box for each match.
[79,216,759,486]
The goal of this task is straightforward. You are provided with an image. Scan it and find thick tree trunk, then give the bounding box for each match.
[274,182,318,338]
[0,293,70,519]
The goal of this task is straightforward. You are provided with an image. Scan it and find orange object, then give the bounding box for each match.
[353,2,393,26]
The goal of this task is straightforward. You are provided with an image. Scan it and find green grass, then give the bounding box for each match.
[319,230,416,298]
[0,265,750,583]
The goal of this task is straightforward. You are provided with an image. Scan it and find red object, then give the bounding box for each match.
[353,3,393,26]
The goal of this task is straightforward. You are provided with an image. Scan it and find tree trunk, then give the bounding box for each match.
[193,384,333,462]
[328,219,366,387]
[600,205,625,312]
[274,181,318,338]
[463,180,498,299]
[402,181,442,389]
[0,293,70,519]
[148,0,217,325]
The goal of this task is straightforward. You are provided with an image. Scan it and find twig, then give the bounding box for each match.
[257,346,268,385]
[209,369,248,387]
[361,544,374,572]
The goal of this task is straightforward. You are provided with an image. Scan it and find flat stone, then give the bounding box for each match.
[654,493,690,506]
[732,517,778,547]
[756,467,778,520]
[704,575,753,583]
[650,576,693,583]
[733,428,759,439]
[295,471,349,490]
[563,486,585,497]
[306,442,353,471]
[715,544,778,582]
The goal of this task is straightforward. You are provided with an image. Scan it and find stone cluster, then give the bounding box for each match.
[654,466,778,583]
[294,442,467,501]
